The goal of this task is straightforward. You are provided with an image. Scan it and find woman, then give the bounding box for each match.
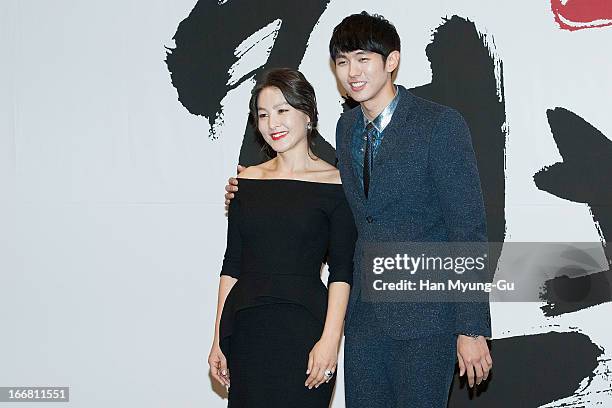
[208,68,357,407]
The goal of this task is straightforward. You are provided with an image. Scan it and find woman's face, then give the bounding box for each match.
[256,86,311,154]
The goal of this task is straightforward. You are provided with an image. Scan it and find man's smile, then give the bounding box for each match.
[349,81,367,92]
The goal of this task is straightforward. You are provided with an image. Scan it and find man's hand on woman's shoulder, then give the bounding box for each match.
[224,164,246,211]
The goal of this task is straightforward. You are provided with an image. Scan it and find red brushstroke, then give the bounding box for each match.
[551,0,612,31]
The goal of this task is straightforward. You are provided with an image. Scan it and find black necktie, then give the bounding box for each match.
[363,122,374,198]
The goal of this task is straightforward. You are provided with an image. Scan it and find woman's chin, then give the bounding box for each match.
[269,141,294,154]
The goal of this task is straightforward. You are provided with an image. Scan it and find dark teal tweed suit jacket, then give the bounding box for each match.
[336,85,492,339]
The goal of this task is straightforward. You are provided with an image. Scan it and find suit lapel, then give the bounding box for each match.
[373,86,415,165]
[369,86,417,200]
[338,87,418,208]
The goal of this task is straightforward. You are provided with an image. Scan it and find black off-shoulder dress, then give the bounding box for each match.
[218,178,357,408]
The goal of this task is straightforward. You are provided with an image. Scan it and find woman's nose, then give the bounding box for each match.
[268,115,280,129]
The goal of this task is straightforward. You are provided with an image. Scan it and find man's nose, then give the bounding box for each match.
[349,61,360,77]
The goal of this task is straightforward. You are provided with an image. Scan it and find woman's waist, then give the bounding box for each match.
[227,274,328,304]
[239,259,324,276]
[239,271,324,280]
[220,276,329,338]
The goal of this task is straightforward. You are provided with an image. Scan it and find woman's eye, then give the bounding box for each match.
[258,113,267,118]
[278,109,288,114]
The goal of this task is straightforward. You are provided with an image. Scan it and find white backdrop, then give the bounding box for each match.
[1,0,611,407]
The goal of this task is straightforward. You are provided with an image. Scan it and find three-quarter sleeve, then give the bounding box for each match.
[220,196,242,278]
[326,194,357,285]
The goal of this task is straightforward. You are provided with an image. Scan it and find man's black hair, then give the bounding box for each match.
[329,11,401,61]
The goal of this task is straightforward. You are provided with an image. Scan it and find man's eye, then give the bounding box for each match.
[336,60,347,66]
[359,58,369,62]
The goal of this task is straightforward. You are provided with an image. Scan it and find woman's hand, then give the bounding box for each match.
[305,336,339,389]
[208,342,230,387]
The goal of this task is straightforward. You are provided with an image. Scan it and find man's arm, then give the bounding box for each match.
[224,165,246,212]
[430,107,491,335]
[430,108,487,243]
[429,108,493,387]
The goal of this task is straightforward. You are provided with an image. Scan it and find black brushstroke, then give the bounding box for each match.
[164,6,611,406]
[411,15,507,251]
[449,332,604,407]
[541,268,612,316]
[534,108,612,315]
[165,0,336,165]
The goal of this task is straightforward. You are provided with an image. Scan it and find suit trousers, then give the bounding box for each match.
[344,300,457,408]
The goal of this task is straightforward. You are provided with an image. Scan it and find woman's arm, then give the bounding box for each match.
[305,282,350,389]
[305,191,357,389]
[209,276,237,388]
[208,195,243,388]
[212,276,238,346]
[320,282,350,342]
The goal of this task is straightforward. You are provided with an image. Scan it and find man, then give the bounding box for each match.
[226,11,492,408]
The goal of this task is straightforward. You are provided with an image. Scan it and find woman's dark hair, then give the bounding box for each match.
[249,68,318,158]
[329,11,401,62]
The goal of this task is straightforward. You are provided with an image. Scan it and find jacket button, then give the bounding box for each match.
[366,216,374,223]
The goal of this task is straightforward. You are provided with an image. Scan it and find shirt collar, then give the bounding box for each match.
[362,85,401,133]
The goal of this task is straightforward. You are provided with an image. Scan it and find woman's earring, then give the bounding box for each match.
[306,122,313,130]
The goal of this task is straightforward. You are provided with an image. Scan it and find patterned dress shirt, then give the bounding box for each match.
[351,86,401,191]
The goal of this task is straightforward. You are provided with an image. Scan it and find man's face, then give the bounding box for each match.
[333,50,392,104]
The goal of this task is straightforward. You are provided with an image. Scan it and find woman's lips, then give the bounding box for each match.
[271,131,288,141]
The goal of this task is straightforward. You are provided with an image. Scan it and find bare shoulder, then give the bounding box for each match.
[236,162,269,179]
[312,162,341,184]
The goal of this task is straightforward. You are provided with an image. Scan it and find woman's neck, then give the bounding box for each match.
[271,145,316,175]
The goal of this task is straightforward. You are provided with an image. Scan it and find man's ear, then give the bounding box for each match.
[385,50,400,73]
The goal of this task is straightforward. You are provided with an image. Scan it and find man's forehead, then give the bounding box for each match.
[336,50,372,58]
